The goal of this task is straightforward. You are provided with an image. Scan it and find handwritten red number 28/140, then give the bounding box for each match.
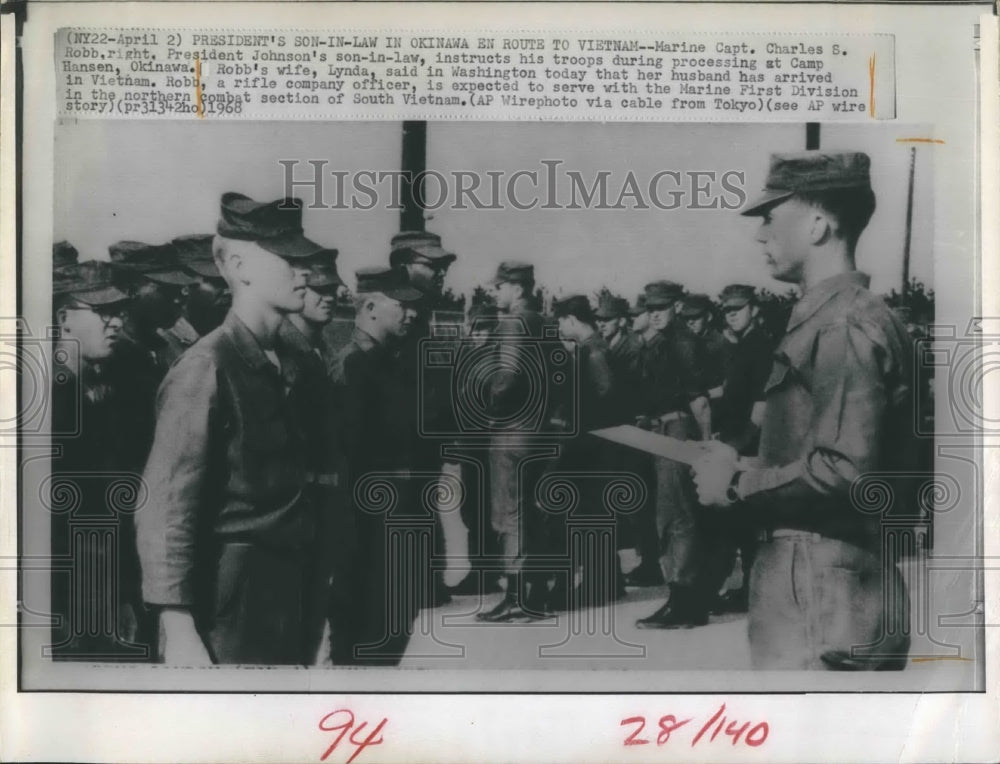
[318,709,388,764]
[621,703,769,748]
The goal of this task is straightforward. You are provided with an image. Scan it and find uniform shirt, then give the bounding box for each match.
[137,311,314,608]
[487,299,546,427]
[278,318,344,479]
[51,352,157,617]
[717,322,774,453]
[606,329,644,419]
[698,327,728,393]
[640,320,706,418]
[577,332,616,431]
[330,327,418,477]
[741,272,914,542]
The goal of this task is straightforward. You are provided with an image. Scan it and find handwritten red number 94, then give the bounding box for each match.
[621,703,769,748]
[319,709,388,764]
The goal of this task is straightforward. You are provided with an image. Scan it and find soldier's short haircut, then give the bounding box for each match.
[795,187,877,247]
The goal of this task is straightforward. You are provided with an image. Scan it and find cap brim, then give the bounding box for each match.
[183,260,223,280]
[382,286,425,303]
[71,285,131,306]
[645,299,678,310]
[145,269,197,287]
[308,275,345,290]
[721,297,751,309]
[740,188,794,217]
[257,232,326,259]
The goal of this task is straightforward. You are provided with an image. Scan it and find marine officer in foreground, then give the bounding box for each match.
[692,151,913,669]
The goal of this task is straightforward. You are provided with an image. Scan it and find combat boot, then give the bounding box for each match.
[635,584,709,629]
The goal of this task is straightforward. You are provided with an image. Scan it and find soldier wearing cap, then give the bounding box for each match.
[630,294,652,339]
[595,293,644,403]
[172,234,232,343]
[680,293,728,415]
[109,240,199,374]
[53,240,79,276]
[634,279,713,628]
[330,266,424,663]
[51,261,155,659]
[700,284,774,615]
[692,151,913,670]
[594,293,659,586]
[476,260,550,622]
[543,294,622,610]
[389,230,457,299]
[389,230,459,606]
[276,248,350,662]
[137,192,328,665]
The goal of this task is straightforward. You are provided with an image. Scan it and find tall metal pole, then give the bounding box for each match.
[806,123,820,150]
[400,121,427,232]
[902,146,916,293]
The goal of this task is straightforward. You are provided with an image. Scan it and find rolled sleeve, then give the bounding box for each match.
[136,352,218,607]
[740,321,887,501]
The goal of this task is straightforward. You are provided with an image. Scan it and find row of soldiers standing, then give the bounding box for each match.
[47,189,772,663]
[48,150,914,670]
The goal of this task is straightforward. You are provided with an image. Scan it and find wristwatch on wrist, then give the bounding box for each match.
[725,470,744,504]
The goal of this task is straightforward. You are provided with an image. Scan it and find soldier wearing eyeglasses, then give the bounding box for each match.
[50,260,156,660]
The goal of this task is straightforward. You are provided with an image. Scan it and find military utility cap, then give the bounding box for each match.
[742,151,873,217]
[53,260,131,306]
[490,260,535,286]
[629,294,648,317]
[108,240,195,287]
[355,266,423,303]
[216,192,324,259]
[306,249,344,291]
[172,234,222,280]
[680,293,714,319]
[53,241,79,269]
[389,230,457,268]
[594,293,629,320]
[720,284,756,309]
[553,294,596,324]
[643,280,684,309]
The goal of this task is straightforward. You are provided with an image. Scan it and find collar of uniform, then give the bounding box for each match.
[279,318,314,355]
[786,271,870,333]
[169,316,201,346]
[223,311,278,371]
[351,326,381,352]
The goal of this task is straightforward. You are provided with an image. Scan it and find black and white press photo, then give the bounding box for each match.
[15,118,983,693]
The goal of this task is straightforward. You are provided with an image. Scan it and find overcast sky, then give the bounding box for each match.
[54,120,934,302]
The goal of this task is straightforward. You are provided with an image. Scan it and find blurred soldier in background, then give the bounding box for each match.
[171,233,233,351]
[702,284,774,614]
[476,261,549,623]
[635,280,712,629]
[389,230,459,605]
[278,248,351,663]
[546,294,621,611]
[680,293,727,409]
[138,193,328,666]
[331,266,424,664]
[50,260,155,660]
[693,151,912,670]
[593,293,660,587]
[630,294,651,339]
[108,240,198,375]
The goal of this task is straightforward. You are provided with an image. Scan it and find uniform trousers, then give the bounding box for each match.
[201,541,311,665]
[652,414,705,590]
[749,532,910,670]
